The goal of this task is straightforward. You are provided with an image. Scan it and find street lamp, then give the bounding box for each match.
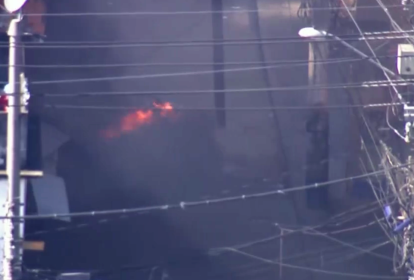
[298,27,327,39]
[298,27,398,78]
[4,0,27,13]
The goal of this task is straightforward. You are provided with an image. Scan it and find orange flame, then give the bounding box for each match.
[153,101,173,117]
[102,101,175,139]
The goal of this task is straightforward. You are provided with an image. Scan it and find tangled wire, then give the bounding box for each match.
[377,142,414,274]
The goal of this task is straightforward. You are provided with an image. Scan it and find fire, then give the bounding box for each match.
[153,101,173,117]
[120,110,153,132]
[102,101,175,139]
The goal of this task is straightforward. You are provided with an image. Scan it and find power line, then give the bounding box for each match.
[24,159,380,237]
[341,0,404,104]
[23,236,389,279]
[330,12,395,227]
[43,102,403,111]
[19,57,365,69]
[208,238,390,280]
[302,227,392,261]
[326,241,392,266]
[37,79,414,98]
[1,164,409,220]
[36,75,414,100]
[8,34,413,49]
[22,202,390,277]
[17,29,414,45]
[255,210,390,262]
[13,54,414,69]
[27,62,414,85]
[16,4,414,17]
[29,63,328,85]
[339,2,407,271]
[376,0,414,45]
[24,198,382,240]
[228,199,388,251]
[224,248,403,279]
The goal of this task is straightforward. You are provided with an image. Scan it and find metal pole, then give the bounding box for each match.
[3,17,23,280]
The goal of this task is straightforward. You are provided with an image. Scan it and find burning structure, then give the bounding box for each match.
[102,101,175,139]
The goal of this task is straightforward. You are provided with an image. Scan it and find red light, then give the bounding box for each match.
[0,95,8,112]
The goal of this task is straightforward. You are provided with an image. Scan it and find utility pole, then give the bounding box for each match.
[3,16,23,280]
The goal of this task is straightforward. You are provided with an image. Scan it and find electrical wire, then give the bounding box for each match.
[3,164,410,220]
[36,80,414,98]
[19,45,414,86]
[24,158,380,237]
[368,143,408,270]
[22,57,365,69]
[5,34,413,49]
[224,198,388,252]
[14,29,414,45]
[267,208,390,262]
[16,4,414,17]
[10,53,414,69]
[27,61,414,85]
[378,142,414,271]
[323,201,387,228]
[323,220,380,235]
[223,248,403,279]
[226,197,384,234]
[207,238,390,280]
[284,237,388,264]
[340,0,404,103]
[43,102,404,111]
[24,222,390,277]
[327,202,384,227]
[386,106,406,141]
[301,226,392,261]
[355,108,400,260]
[29,63,360,85]
[375,0,414,46]
[325,240,392,266]
[23,201,391,277]
[328,48,400,267]
[338,0,404,207]
[24,236,389,280]
[225,241,390,279]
